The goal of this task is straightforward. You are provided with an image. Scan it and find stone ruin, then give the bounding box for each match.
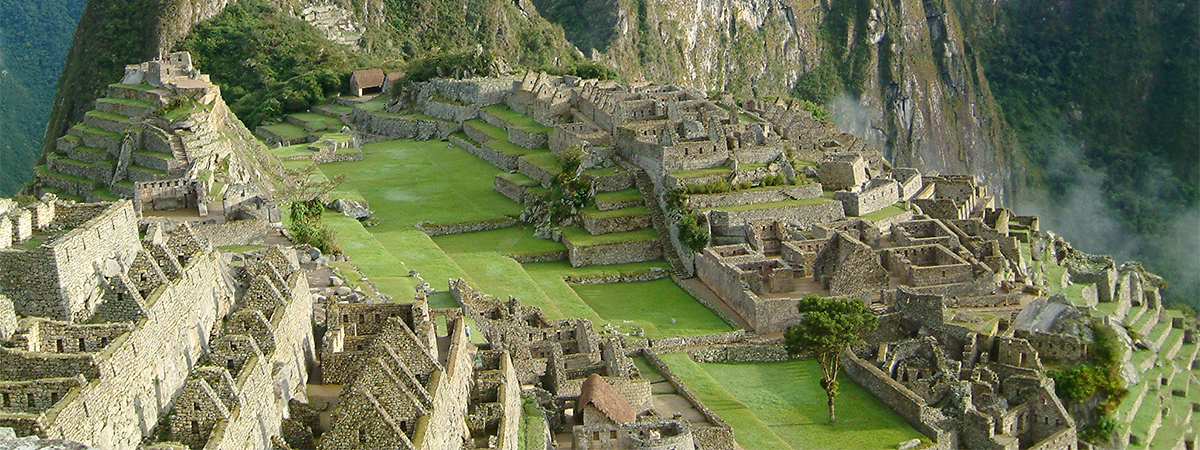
[33,52,283,221]
[0,197,314,450]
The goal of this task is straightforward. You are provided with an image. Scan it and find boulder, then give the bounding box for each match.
[335,286,352,296]
[327,198,373,220]
[330,277,344,287]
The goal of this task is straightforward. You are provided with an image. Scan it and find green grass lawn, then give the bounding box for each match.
[571,279,731,338]
[561,226,658,246]
[270,143,314,159]
[482,104,554,134]
[290,112,341,131]
[465,119,508,141]
[659,354,930,450]
[594,188,642,204]
[261,122,307,141]
[861,203,909,222]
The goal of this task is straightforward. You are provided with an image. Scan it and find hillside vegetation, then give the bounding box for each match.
[0,0,85,195]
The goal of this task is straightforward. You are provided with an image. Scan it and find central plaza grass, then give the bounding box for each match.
[659,354,930,450]
[308,138,729,340]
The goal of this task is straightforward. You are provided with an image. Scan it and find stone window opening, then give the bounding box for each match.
[593,431,600,440]
[27,393,34,408]
[194,401,201,411]
[358,428,367,443]
[79,338,86,352]
[610,430,617,439]
[2,393,9,408]
[374,313,381,323]
[226,358,236,373]
[50,392,59,404]
[192,420,200,434]
[101,337,108,347]
[57,339,64,353]
[356,344,364,351]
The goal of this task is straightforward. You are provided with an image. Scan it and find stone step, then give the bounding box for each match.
[1126,304,1149,329]
[464,119,506,144]
[56,134,82,152]
[561,227,662,268]
[633,167,689,276]
[106,83,167,106]
[63,145,114,164]
[95,97,158,118]
[131,150,180,174]
[47,154,114,183]
[493,172,540,204]
[1163,329,1186,361]
[594,188,644,211]
[69,123,122,153]
[35,165,97,200]
[1151,320,1174,349]
[583,166,635,193]
[84,110,133,134]
[580,206,653,235]
[517,152,561,187]
[126,165,168,183]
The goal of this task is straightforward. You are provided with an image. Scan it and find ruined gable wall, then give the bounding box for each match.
[0,248,62,319]
[206,354,279,450]
[49,201,141,322]
[269,272,315,401]
[0,294,16,341]
[497,354,520,450]
[41,250,232,450]
[415,318,473,450]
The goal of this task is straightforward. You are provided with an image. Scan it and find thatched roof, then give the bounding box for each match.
[351,68,386,88]
[575,374,636,424]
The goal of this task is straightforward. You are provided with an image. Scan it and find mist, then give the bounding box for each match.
[1013,139,1200,310]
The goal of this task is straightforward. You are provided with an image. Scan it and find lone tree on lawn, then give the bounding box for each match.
[785,294,878,422]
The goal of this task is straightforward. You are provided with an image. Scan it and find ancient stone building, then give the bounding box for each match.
[0,198,312,450]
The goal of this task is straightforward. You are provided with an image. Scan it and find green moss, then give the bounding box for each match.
[482,104,553,134]
[260,123,308,141]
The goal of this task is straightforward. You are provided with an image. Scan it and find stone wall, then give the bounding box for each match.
[840,352,946,442]
[687,343,788,363]
[191,220,272,248]
[834,179,900,217]
[507,128,548,150]
[0,295,15,341]
[0,201,141,322]
[40,250,234,449]
[425,77,515,106]
[351,109,459,141]
[579,211,651,236]
[685,184,822,210]
[412,317,473,450]
[415,218,518,237]
[707,201,844,237]
[564,239,660,267]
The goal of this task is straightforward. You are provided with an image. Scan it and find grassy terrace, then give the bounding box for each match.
[290,112,341,131]
[560,225,658,246]
[861,203,909,222]
[519,151,561,174]
[594,188,643,203]
[298,133,730,339]
[488,139,540,156]
[261,123,308,141]
[497,172,540,187]
[86,110,132,124]
[581,205,651,219]
[582,166,623,178]
[671,167,731,179]
[660,354,930,450]
[270,144,314,159]
[483,104,553,134]
[71,123,122,140]
[710,197,836,212]
[465,119,508,141]
[113,82,156,91]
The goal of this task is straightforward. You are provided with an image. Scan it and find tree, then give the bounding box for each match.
[784,294,878,422]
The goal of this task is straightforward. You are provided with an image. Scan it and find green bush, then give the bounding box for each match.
[289,198,341,255]
[398,50,495,86]
[792,63,842,105]
[677,212,709,253]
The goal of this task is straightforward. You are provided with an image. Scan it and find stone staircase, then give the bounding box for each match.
[1115,307,1199,449]
[633,167,688,275]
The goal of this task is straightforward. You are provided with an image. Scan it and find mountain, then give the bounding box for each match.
[17,0,1200,307]
[0,0,86,195]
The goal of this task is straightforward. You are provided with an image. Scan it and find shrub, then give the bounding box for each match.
[677,212,709,253]
[288,198,340,255]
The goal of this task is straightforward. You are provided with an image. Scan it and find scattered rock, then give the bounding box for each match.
[330,277,344,287]
[327,198,372,220]
[898,438,922,450]
[307,247,322,261]
[335,286,352,296]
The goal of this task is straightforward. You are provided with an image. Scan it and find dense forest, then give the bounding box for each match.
[964,0,1199,308]
[0,0,85,195]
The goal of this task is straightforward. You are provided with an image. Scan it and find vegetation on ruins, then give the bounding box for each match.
[289,198,340,255]
[785,294,878,422]
[395,50,496,87]
[1047,321,1127,444]
[676,212,709,253]
[180,0,362,128]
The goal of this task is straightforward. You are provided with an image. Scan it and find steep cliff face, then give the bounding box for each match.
[848,0,1014,199]
[533,0,1014,199]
